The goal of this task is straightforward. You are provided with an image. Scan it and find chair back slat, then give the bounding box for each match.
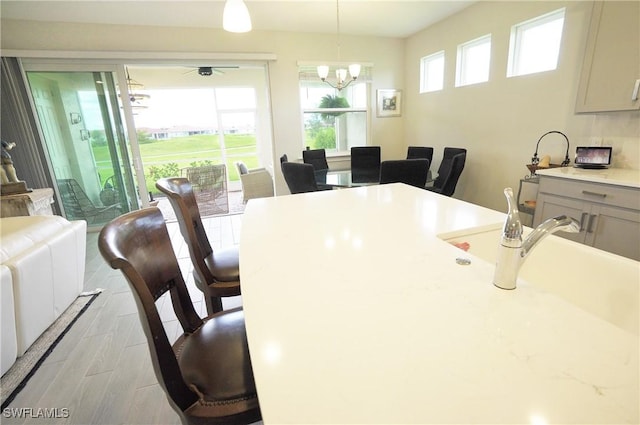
[156,178,215,285]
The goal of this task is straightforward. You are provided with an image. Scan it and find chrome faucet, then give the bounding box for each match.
[493,188,580,290]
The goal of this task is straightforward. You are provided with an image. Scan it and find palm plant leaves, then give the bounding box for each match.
[319,94,350,120]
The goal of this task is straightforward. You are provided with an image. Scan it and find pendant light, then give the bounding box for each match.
[223,0,252,33]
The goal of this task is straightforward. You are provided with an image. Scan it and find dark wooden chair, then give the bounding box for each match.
[98,207,261,425]
[302,148,329,171]
[350,146,381,183]
[156,177,240,315]
[379,158,430,188]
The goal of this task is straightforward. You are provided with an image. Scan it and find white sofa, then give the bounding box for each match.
[0,215,86,375]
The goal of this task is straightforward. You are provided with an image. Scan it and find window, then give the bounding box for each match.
[299,68,368,153]
[507,8,565,77]
[420,51,445,93]
[456,34,491,87]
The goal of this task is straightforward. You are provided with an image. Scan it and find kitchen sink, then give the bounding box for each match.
[439,225,639,336]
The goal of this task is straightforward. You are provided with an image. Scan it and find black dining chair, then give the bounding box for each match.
[302,148,329,171]
[351,146,381,183]
[406,146,434,164]
[281,162,328,194]
[379,159,430,188]
[279,154,288,164]
[427,150,466,196]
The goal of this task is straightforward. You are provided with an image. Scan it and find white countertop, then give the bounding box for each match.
[536,166,640,188]
[240,184,638,424]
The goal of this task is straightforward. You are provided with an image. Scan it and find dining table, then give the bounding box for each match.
[314,168,379,188]
[315,168,433,188]
[239,183,638,424]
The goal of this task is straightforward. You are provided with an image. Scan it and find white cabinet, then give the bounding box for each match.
[534,176,640,260]
[575,1,640,113]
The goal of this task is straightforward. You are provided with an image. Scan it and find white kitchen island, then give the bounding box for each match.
[240,183,638,424]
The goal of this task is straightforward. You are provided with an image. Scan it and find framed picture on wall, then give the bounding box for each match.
[69,112,82,125]
[376,89,402,117]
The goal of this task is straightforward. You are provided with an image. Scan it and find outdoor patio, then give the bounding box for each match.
[155,189,245,222]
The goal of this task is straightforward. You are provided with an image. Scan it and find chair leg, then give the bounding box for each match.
[205,295,223,315]
[194,275,224,315]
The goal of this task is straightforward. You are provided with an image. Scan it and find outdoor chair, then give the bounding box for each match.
[181,164,229,216]
[235,161,274,203]
[57,178,121,224]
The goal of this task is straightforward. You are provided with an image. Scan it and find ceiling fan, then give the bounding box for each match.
[183,66,240,76]
[123,67,150,108]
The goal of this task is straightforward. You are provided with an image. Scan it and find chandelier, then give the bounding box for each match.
[317,0,360,91]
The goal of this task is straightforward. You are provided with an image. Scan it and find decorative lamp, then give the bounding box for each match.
[223,0,252,33]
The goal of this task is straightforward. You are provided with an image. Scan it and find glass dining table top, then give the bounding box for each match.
[314,169,379,188]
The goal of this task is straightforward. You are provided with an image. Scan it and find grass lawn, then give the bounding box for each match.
[92,133,261,194]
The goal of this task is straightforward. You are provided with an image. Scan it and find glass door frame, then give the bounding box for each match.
[19,56,276,218]
[19,60,150,214]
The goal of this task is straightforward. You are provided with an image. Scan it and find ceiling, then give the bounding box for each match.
[0,1,475,39]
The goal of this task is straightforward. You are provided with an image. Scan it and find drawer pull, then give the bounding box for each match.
[579,212,589,232]
[587,214,597,233]
[582,190,607,198]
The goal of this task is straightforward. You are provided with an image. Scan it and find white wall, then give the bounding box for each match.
[3,1,638,207]
[404,1,640,212]
[1,19,404,195]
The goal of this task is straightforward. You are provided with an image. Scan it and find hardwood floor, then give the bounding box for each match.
[3,213,255,425]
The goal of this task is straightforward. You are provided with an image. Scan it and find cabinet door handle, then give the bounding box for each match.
[582,190,607,198]
[579,212,589,232]
[633,79,640,102]
[587,214,597,233]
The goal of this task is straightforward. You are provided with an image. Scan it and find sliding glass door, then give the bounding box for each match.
[23,64,140,227]
[20,60,274,224]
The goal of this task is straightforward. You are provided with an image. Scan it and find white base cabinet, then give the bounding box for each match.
[534,176,640,261]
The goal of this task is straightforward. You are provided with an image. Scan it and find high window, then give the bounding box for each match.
[456,34,491,87]
[420,51,445,93]
[507,8,566,77]
[299,66,368,153]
